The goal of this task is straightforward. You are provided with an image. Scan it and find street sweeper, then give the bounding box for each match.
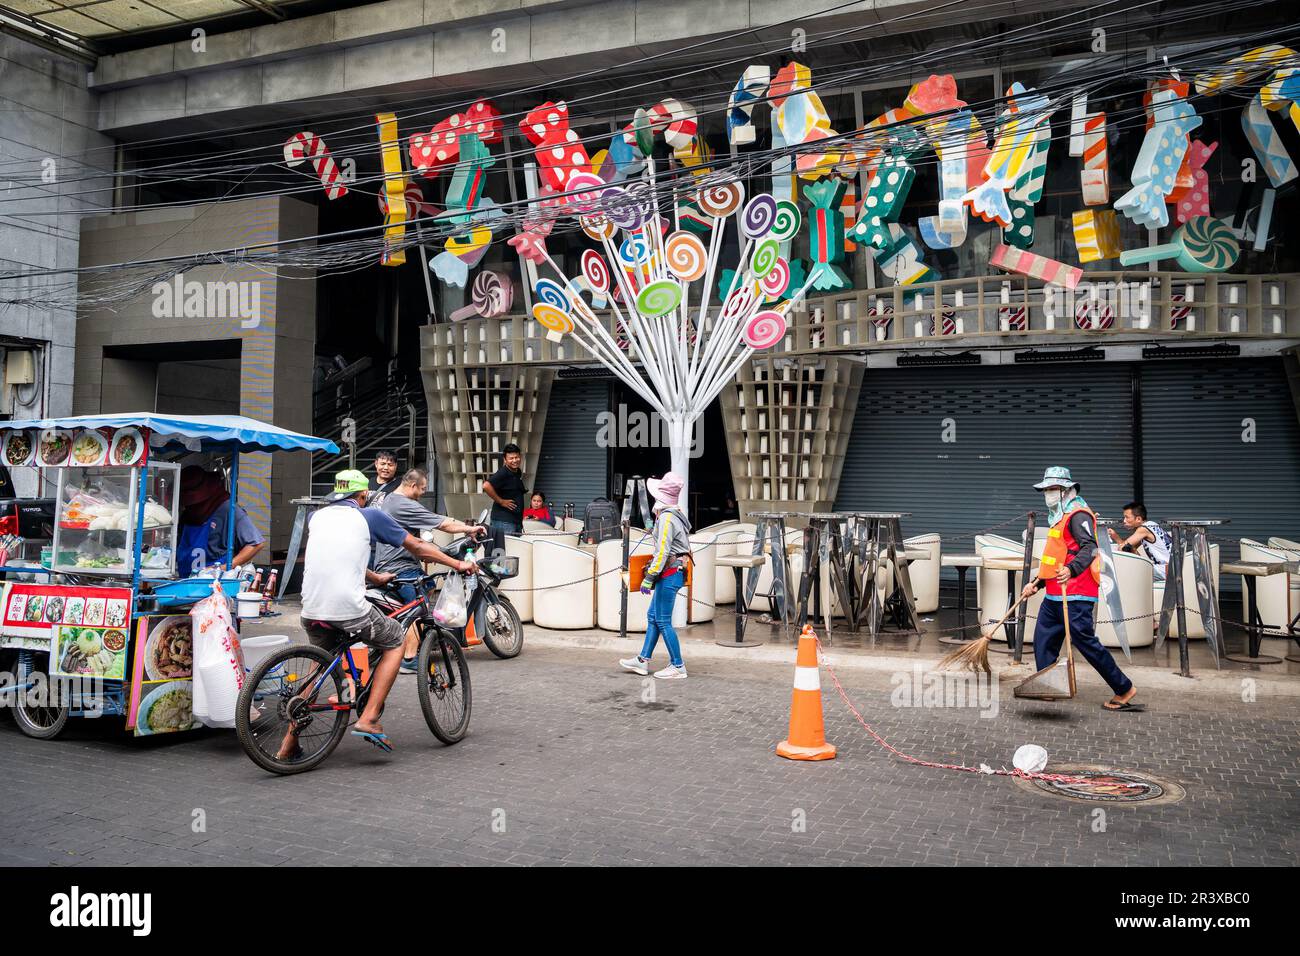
[1018,466,1143,713]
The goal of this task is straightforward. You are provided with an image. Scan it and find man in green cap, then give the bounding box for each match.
[285,469,476,755]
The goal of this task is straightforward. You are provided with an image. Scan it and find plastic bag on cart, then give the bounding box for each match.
[190,577,245,728]
[430,573,468,628]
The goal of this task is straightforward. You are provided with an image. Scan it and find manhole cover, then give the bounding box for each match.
[1014,764,1186,806]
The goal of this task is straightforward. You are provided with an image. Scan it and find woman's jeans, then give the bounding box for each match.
[639,571,685,667]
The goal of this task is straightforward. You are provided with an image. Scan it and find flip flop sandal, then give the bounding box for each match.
[351,730,394,752]
[1102,700,1146,712]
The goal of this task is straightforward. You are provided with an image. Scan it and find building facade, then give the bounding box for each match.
[1,0,1297,550]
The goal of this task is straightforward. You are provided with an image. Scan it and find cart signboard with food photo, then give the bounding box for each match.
[128,617,199,734]
[51,624,128,680]
[0,583,132,646]
[37,429,74,467]
[70,429,110,467]
[6,426,150,470]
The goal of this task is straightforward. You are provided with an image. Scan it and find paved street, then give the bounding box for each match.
[1,642,1296,866]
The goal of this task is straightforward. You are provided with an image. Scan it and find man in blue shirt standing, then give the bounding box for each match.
[178,465,264,572]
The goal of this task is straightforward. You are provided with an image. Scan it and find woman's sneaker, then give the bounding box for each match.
[654,664,687,680]
[619,656,649,676]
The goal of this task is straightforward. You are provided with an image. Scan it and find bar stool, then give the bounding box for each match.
[939,553,983,646]
[716,554,765,647]
[1221,559,1286,664]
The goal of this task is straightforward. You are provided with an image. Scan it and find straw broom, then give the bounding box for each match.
[935,590,1032,674]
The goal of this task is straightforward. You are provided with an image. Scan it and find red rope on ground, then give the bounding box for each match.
[813,636,1089,785]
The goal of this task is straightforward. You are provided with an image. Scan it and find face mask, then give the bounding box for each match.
[1044,488,1066,523]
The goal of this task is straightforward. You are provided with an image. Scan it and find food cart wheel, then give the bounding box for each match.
[13,661,70,740]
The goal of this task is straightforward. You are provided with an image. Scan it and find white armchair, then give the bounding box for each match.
[688,532,717,623]
[1154,543,1220,638]
[497,535,533,623]
[903,533,941,614]
[1241,539,1296,634]
[532,539,595,629]
[975,534,1027,642]
[1099,549,1154,649]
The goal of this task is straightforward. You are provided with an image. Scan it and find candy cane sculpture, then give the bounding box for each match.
[284,131,348,199]
[964,83,1053,228]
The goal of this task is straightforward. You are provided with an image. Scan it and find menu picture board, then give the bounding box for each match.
[127,615,199,735]
[51,624,128,680]
[1,425,149,470]
[0,583,131,651]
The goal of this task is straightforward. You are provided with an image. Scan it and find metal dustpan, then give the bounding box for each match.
[1014,633,1077,701]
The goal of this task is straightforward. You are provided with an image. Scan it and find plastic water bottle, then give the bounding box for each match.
[464,545,479,600]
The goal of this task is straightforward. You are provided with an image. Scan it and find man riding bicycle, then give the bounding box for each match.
[285,469,475,756]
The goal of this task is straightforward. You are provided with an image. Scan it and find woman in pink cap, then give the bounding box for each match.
[620,471,692,679]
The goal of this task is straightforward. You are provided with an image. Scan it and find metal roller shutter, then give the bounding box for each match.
[834,363,1136,544]
[533,378,610,515]
[1139,358,1300,551]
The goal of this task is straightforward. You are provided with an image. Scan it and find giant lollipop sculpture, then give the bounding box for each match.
[518,177,817,501]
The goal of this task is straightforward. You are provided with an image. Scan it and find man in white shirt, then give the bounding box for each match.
[288,470,474,756]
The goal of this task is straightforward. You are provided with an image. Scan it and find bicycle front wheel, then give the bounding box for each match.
[416,627,471,744]
[236,644,350,775]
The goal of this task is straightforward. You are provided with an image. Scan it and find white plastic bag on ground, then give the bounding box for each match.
[431,573,468,628]
[1013,744,1048,774]
[190,577,245,729]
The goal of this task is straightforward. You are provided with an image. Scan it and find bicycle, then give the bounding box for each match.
[235,573,471,776]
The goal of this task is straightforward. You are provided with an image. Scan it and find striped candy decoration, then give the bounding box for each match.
[728,66,770,146]
[1194,44,1297,95]
[1242,94,1297,187]
[990,243,1083,290]
[867,304,894,334]
[929,306,958,336]
[1168,293,1193,329]
[284,131,348,199]
[647,99,698,150]
[999,304,1028,331]
[1072,209,1121,263]
[1074,300,1115,330]
[1080,111,1109,205]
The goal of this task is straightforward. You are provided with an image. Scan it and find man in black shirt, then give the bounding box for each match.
[482,443,525,548]
[366,450,401,508]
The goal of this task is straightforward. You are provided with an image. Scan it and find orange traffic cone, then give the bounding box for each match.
[776,625,837,761]
[464,609,482,647]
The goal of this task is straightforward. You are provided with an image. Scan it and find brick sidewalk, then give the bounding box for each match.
[1,642,1295,866]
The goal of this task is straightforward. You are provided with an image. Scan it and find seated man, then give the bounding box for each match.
[373,468,485,673]
[282,470,475,757]
[1107,501,1172,582]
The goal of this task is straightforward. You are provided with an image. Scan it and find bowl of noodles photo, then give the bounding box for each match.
[70,430,108,466]
[135,681,195,735]
[110,427,144,466]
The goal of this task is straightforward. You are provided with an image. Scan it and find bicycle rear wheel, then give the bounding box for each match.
[416,627,471,744]
[236,644,350,775]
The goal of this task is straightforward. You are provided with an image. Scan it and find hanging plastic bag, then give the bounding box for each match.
[190,577,245,729]
[430,573,468,628]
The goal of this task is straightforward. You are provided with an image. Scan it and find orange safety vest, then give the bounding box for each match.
[1038,506,1102,599]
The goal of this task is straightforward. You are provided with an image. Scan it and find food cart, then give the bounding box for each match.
[0,414,337,739]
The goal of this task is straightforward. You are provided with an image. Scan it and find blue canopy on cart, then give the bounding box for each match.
[0,413,338,456]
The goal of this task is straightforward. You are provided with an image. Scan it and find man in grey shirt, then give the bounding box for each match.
[375,469,485,671]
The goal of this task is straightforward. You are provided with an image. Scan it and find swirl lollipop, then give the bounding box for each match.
[581,249,611,298]
[742,309,787,350]
[618,234,653,270]
[759,257,790,299]
[450,270,513,320]
[532,302,574,342]
[721,283,760,320]
[564,171,606,213]
[770,200,801,242]
[1118,216,1240,273]
[696,180,745,218]
[581,214,617,242]
[665,231,707,281]
[533,277,572,311]
[636,278,683,318]
[751,239,780,278]
[741,194,777,238]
